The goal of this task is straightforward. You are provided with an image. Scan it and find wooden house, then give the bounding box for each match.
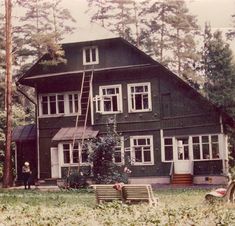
[15,37,232,185]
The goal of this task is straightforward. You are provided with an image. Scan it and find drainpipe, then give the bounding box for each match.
[15,82,37,106]
[219,114,224,134]
[15,82,39,179]
[35,87,40,180]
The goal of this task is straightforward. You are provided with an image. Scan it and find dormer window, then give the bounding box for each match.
[83,46,99,65]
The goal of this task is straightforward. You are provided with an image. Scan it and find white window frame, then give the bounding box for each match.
[94,84,123,114]
[39,91,81,117]
[163,137,174,162]
[113,137,125,165]
[83,46,99,65]
[192,134,220,161]
[130,135,154,165]
[68,93,81,114]
[161,134,222,162]
[127,82,152,113]
[40,94,65,116]
[59,142,90,166]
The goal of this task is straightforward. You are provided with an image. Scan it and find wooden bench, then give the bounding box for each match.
[91,184,123,204]
[91,184,158,206]
[122,184,158,206]
[205,180,235,203]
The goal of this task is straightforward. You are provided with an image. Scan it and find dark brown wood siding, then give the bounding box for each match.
[21,38,154,81]
[16,141,37,182]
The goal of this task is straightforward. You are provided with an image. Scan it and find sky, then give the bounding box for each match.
[60,0,235,51]
[6,0,235,51]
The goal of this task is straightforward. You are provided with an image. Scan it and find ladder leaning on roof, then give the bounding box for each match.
[67,66,94,178]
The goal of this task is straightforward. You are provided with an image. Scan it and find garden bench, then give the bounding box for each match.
[205,180,235,203]
[122,184,158,206]
[91,184,123,204]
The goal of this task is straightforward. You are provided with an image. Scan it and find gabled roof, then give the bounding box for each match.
[18,37,159,86]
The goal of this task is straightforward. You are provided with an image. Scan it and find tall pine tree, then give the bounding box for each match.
[15,0,75,71]
[86,0,139,45]
[87,0,201,87]
[203,24,235,115]
[167,0,200,80]
[227,13,235,40]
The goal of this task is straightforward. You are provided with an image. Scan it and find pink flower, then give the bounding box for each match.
[124,167,132,174]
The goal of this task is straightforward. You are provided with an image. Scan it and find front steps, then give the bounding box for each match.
[171,174,193,185]
[36,178,58,186]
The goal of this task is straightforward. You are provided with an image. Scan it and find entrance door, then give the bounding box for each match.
[174,138,192,174]
[50,147,59,178]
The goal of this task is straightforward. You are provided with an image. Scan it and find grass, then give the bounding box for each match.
[0,187,234,225]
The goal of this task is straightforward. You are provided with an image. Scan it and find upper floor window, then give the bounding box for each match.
[68,93,79,114]
[128,82,152,113]
[83,46,99,65]
[130,135,154,165]
[95,85,122,114]
[41,94,64,115]
[39,92,80,117]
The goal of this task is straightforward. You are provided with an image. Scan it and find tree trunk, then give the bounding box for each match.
[3,0,13,188]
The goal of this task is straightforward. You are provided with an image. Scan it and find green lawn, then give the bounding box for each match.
[0,188,234,226]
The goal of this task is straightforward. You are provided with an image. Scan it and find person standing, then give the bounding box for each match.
[22,162,31,189]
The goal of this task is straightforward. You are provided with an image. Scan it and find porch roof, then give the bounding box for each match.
[52,127,99,141]
[12,124,36,142]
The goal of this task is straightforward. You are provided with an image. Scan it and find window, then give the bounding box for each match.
[41,94,64,115]
[162,134,221,162]
[95,85,122,114]
[128,83,152,112]
[176,138,189,160]
[39,92,80,116]
[61,142,89,165]
[69,93,79,114]
[211,135,220,159]
[63,144,70,164]
[164,138,173,161]
[83,46,99,65]
[192,135,220,160]
[113,137,124,164]
[130,136,154,165]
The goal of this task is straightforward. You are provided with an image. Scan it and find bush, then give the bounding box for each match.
[67,172,89,188]
[89,122,128,184]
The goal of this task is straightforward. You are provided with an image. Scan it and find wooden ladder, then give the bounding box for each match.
[68,68,94,176]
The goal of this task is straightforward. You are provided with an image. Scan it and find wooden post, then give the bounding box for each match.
[3,0,13,188]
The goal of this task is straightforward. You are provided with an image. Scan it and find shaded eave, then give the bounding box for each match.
[19,63,157,86]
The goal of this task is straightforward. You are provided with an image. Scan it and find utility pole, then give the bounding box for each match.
[3,0,13,188]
